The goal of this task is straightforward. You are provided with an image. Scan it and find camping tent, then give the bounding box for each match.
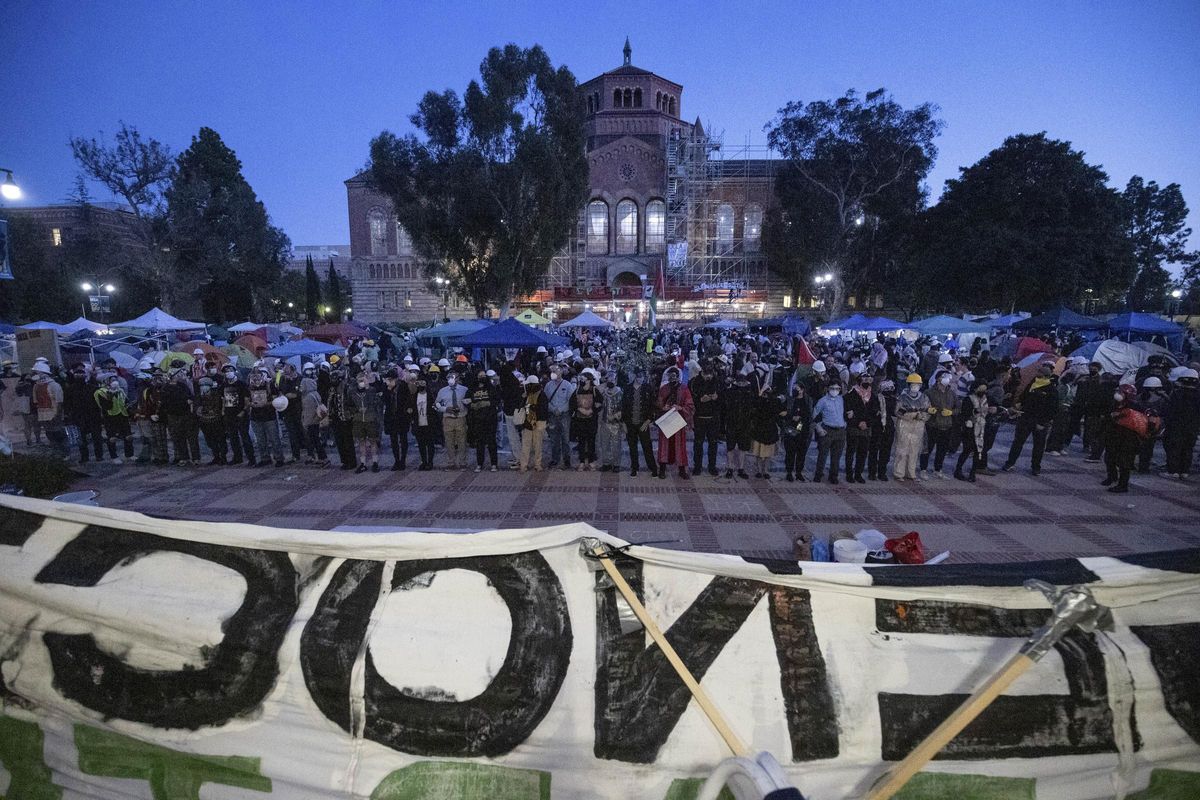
[458,317,567,348]
[58,317,109,335]
[912,315,993,336]
[1012,307,1104,331]
[266,339,345,358]
[1072,339,1178,376]
[559,310,614,329]
[513,309,551,327]
[703,318,747,330]
[110,307,206,331]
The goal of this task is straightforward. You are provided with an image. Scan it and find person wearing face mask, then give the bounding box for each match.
[893,374,931,481]
[868,379,897,480]
[811,380,847,484]
[498,362,524,469]
[919,370,958,480]
[467,369,500,472]
[1135,377,1169,474]
[276,363,305,464]
[655,366,694,479]
[381,370,412,471]
[64,365,105,464]
[543,366,575,469]
[842,373,880,483]
[326,369,357,470]
[219,365,255,466]
[1074,361,1107,462]
[161,368,200,466]
[1002,362,1061,477]
[954,382,990,481]
[570,369,601,470]
[518,375,550,472]
[621,370,659,477]
[347,372,382,473]
[1103,384,1144,493]
[749,379,784,479]
[409,377,437,470]
[690,361,722,477]
[597,371,624,472]
[723,369,755,479]
[299,366,329,467]
[94,374,135,464]
[247,367,286,467]
[435,371,470,470]
[194,375,228,465]
[781,383,812,482]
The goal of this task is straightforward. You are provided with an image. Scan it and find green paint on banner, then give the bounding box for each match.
[0,715,62,800]
[1127,768,1200,799]
[893,772,1035,800]
[370,761,550,800]
[662,777,735,800]
[73,725,271,800]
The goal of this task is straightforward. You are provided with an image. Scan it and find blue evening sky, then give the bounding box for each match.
[3,0,1198,255]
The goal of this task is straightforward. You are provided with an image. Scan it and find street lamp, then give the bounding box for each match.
[1169,288,1184,317]
[80,279,117,322]
[434,276,450,322]
[0,169,20,201]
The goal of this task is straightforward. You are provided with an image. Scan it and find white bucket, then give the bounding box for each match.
[833,538,869,563]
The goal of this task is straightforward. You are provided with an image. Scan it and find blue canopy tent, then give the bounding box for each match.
[985,313,1031,329]
[912,315,994,336]
[0,322,16,335]
[265,338,345,358]
[559,310,614,329]
[18,321,62,331]
[703,318,747,330]
[1106,312,1186,351]
[457,317,567,349]
[857,316,908,332]
[751,313,811,336]
[822,313,870,330]
[1012,307,1105,330]
[415,319,493,343]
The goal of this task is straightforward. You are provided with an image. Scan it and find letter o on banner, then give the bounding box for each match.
[35,525,299,729]
[301,553,573,758]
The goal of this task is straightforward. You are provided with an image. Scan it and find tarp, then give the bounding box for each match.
[57,317,109,335]
[559,310,614,329]
[0,496,1197,800]
[703,318,747,330]
[110,307,206,331]
[1106,312,1185,336]
[513,309,551,326]
[458,317,567,348]
[1012,307,1105,331]
[1071,339,1178,376]
[266,338,345,358]
[912,315,994,336]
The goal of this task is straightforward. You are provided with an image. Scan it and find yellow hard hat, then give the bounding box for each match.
[428,365,441,373]
[329,354,341,365]
[906,373,923,384]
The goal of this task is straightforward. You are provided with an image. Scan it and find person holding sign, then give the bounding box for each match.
[655,366,694,479]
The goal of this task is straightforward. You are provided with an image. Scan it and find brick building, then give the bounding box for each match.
[346,42,798,325]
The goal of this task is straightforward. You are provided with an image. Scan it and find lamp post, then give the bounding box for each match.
[80,280,117,323]
[1168,288,1183,318]
[0,168,21,201]
[813,272,834,314]
[434,276,450,322]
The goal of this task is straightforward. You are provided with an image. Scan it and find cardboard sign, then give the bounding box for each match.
[0,495,1198,799]
[654,407,687,439]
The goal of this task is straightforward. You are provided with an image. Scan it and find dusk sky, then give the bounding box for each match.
[4,1,1198,252]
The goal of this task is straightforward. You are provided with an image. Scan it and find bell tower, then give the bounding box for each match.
[623,36,631,66]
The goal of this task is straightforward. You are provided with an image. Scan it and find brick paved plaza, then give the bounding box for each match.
[62,426,1200,564]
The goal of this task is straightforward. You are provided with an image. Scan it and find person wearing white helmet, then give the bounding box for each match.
[1162,368,1199,479]
[247,367,286,467]
[160,367,201,466]
[219,362,256,466]
[1135,376,1169,474]
[517,374,549,472]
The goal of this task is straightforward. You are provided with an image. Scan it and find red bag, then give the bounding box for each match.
[885,532,927,565]
[1114,408,1149,439]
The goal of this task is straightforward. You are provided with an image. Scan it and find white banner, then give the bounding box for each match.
[0,495,1198,799]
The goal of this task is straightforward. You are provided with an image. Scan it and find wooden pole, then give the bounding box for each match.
[589,544,751,757]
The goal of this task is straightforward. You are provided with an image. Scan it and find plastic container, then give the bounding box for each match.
[855,529,887,551]
[833,538,869,563]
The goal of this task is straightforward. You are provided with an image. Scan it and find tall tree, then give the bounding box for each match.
[1123,176,1195,311]
[326,259,344,321]
[765,89,942,320]
[304,255,321,323]
[369,43,588,317]
[919,133,1136,312]
[69,123,177,309]
[166,127,290,321]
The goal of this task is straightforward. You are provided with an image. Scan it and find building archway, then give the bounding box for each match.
[612,271,642,289]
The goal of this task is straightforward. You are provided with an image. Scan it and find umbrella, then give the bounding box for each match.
[171,341,229,365]
[458,317,567,348]
[146,350,194,371]
[1012,307,1105,331]
[703,318,747,330]
[857,316,908,332]
[58,317,109,335]
[228,321,266,333]
[221,343,258,367]
[559,310,614,329]
[305,322,369,345]
[513,309,551,326]
[1016,353,1064,393]
[911,315,994,336]
[266,338,345,358]
[206,323,231,341]
[19,321,62,331]
[234,334,269,354]
[110,307,206,331]
[1014,336,1055,361]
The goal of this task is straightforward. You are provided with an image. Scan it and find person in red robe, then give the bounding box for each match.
[656,366,694,479]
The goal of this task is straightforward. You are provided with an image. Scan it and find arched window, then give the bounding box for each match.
[656,91,662,110]
[744,204,763,252]
[633,88,642,108]
[613,88,621,108]
[616,199,638,254]
[645,200,666,253]
[368,264,376,280]
[594,91,600,110]
[668,96,676,116]
[368,208,388,256]
[396,223,413,256]
[587,200,609,254]
[623,88,632,108]
[716,203,734,251]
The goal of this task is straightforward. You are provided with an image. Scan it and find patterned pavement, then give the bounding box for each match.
[60,428,1200,565]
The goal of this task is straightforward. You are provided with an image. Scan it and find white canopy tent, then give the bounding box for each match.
[18,321,62,331]
[228,321,266,333]
[58,317,109,335]
[558,310,614,329]
[110,307,206,331]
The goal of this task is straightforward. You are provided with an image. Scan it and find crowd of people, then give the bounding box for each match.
[7,324,1199,495]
